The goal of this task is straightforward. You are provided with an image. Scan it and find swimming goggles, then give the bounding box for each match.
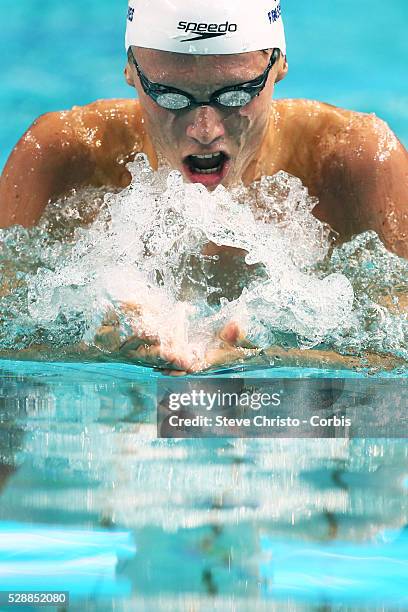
[129,48,279,110]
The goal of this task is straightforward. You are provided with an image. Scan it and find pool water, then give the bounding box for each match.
[0,1,407,609]
[0,360,407,610]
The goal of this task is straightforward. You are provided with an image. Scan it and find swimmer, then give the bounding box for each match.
[0,0,407,373]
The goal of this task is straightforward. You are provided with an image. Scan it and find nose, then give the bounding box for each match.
[185,105,225,145]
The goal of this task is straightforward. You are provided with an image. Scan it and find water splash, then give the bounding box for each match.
[0,154,406,363]
[321,233,408,359]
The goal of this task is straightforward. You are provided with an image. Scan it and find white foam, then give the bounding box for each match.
[25,155,354,355]
[1,154,406,363]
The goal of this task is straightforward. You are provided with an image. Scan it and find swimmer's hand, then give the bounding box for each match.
[94,308,259,375]
[85,308,408,374]
[163,321,260,376]
[93,302,199,372]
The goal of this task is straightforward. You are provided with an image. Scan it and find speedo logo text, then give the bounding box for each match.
[178,20,238,42]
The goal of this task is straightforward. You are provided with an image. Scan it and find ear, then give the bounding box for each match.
[275,55,288,84]
[124,63,135,88]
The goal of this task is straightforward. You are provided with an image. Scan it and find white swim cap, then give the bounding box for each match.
[125,0,286,56]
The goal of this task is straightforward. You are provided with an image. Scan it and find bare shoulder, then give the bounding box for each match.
[0,99,146,227]
[273,99,408,256]
[52,98,148,179]
[14,98,145,172]
[274,98,407,162]
[318,104,408,255]
[311,102,407,165]
[58,98,145,152]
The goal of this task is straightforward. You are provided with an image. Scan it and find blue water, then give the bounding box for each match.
[0,1,407,609]
[0,359,407,610]
[0,0,407,170]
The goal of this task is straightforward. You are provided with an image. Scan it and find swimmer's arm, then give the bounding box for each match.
[198,316,407,374]
[0,331,403,373]
[317,115,408,258]
[199,340,404,373]
[0,341,402,374]
[1,298,406,372]
[0,100,146,228]
[186,343,404,375]
[261,346,404,372]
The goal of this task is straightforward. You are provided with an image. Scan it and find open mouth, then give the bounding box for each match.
[182,152,230,187]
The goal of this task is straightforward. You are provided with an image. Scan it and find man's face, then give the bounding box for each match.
[126,48,286,189]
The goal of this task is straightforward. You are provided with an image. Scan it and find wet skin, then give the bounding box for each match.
[122,48,285,191]
[0,49,407,372]
[0,48,407,254]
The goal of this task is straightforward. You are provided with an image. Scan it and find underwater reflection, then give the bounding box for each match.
[0,361,406,607]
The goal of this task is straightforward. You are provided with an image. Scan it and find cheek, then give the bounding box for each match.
[144,102,170,131]
[231,98,270,146]
[239,92,270,125]
[141,100,180,147]
[242,76,275,119]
